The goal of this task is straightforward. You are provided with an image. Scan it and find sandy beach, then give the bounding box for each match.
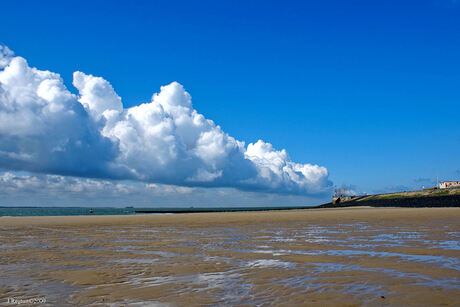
[1,207,459,306]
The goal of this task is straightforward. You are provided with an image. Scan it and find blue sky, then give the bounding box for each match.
[0,0,459,206]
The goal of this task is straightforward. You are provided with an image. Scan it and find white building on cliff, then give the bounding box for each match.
[439,181,460,189]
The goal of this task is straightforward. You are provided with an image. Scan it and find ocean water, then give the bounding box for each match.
[0,206,312,217]
[0,207,138,217]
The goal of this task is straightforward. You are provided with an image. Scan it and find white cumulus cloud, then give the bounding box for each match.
[0,45,331,195]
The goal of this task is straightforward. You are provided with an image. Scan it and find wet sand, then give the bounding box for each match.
[1,207,459,306]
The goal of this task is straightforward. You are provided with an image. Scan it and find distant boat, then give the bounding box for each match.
[89,209,94,214]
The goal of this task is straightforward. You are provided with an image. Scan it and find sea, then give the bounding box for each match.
[0,206,313,217]
[0,207,138,217]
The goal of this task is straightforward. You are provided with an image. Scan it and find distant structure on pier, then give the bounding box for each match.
[439,181,460,189]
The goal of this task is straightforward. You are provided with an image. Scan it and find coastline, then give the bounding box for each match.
[321,193,460,208]
[1,192,458,218]
[1,206,459,226]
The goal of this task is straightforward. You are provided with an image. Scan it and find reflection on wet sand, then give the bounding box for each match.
[0,208,459,306]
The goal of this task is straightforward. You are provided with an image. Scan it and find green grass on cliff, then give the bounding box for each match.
[434,190,450,195]
[379,194,403,199]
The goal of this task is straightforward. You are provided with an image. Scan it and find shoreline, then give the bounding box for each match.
[1,193,458,218]
[320,193,460,208]
[1,207,459,226]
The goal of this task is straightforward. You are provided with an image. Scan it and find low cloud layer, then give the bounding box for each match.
[0,171,326,207]
[0,45,330,195]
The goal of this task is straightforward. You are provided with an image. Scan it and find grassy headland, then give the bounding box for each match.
[320,188,460,208]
